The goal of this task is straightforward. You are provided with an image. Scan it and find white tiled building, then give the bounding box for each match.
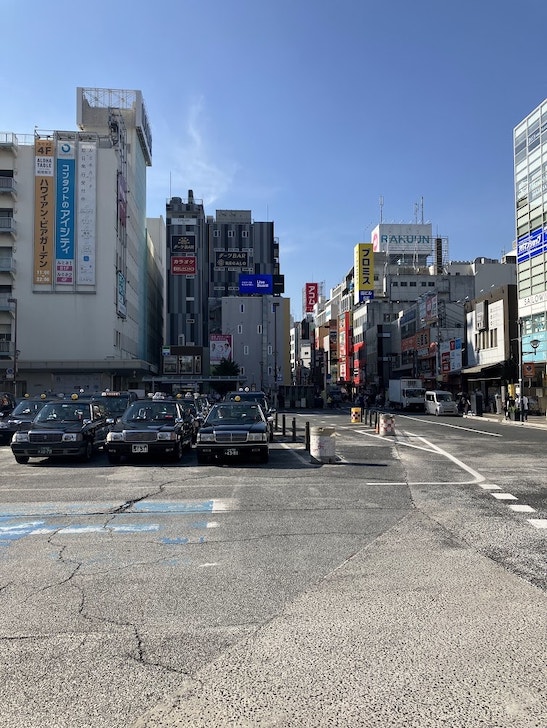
[0,88,164,396]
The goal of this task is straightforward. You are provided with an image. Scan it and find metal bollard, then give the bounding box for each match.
[282,414,286,437]
[292,417,296,442]
[305,421,310,450]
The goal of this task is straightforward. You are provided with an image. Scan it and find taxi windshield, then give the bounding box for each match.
[35,403,86,422]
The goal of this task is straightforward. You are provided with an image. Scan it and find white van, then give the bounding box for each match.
[424,390,460,416]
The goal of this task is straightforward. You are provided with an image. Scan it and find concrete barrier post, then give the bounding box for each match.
[379,413,396,436]
[310,426,336,463]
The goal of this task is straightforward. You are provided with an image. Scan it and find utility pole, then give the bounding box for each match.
[7,297,17,397]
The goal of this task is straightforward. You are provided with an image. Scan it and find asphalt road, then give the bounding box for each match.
[0,410,545,727]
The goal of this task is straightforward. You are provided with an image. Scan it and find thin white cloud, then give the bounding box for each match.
[148,98,239,211]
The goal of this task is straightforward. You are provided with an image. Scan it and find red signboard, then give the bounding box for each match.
[171,255,196,275]
[305,282,319,312]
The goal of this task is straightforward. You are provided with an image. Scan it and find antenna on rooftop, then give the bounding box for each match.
[421,196,424,224]
[379,195,384,223]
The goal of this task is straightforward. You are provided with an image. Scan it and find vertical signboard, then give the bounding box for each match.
[76,140,97,285]
[354,243,374,304]
[55,141,76,285]
[33,139,56,284]
[116,271,127,318]
[305,282,319,312]
[210,334,232,364]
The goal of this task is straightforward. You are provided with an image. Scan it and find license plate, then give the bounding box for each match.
[132,444,148,453]
[224,448,239,456]
[37,446,52,455]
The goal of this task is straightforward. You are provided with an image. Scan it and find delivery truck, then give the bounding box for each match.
[388,378,425,411]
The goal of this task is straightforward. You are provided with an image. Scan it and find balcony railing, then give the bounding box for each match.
[0,256,15,273]
[0,133,19,153]
[0,177,16,196]
[0,218,16,235]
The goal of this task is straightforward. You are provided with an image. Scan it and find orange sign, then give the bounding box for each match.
[33,139,55,284]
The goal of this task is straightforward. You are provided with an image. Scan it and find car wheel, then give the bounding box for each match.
[108,453,121,464]
[81,441,93,462]
[14,455,29,464]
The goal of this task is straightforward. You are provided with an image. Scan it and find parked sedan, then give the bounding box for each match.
[223,390,275,441]
[0,395,54,445]
[195,402,269,464]
[105,398,194,463]
[11,397,110,463]
[91,390,139,423]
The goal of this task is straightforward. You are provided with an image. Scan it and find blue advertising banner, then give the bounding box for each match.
[517,227,547,263]
[238,274,273,294]
[55,141,76,285]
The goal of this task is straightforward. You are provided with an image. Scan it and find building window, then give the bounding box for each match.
[240,303,245,313]
[213,230,220,237]
[227,230,234,238]
[242,230,249,238]
[268,345,273,355]
[239,366,245,375]
[392,281,399,287]
[410,281,417,287]
[237,324,243,334]
[243,345,249,355]
[257,324,262,334]
[428,282,435,287]
[400,281,408,287]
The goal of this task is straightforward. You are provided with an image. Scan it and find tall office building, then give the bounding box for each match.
[514,100,547,381]
[163,197,286,391]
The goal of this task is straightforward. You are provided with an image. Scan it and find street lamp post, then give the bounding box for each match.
[273,302,280,406]
[518,318,540,422]
[7,297,17,397]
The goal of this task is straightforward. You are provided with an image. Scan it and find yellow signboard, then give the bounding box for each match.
[354,243,374,304]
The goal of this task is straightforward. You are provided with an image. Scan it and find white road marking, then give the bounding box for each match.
[527,519,547,529]
[491,493,518,501]
[509,505,536,513]
[397,414,502,437]
[479,483,502,490]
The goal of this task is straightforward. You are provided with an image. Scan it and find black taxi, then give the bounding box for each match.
[0,394,54,445]
[11,395,110,464]
[105,396,194,463]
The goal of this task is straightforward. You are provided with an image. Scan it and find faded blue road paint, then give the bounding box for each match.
[0,502,215,551]
[161,536,206,545]
[161,537,189,545]
[133,501,215,514]
[0,503,119,517]
[0,520,46,546]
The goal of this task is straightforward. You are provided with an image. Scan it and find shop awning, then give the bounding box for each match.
[462,363,502,377]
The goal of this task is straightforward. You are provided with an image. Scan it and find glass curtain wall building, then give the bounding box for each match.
[514,100,547,380]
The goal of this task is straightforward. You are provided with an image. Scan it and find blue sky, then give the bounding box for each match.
[3,0,547,317]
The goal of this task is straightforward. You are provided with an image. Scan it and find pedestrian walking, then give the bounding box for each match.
[516,394,529,421]
[506,395,515,420]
